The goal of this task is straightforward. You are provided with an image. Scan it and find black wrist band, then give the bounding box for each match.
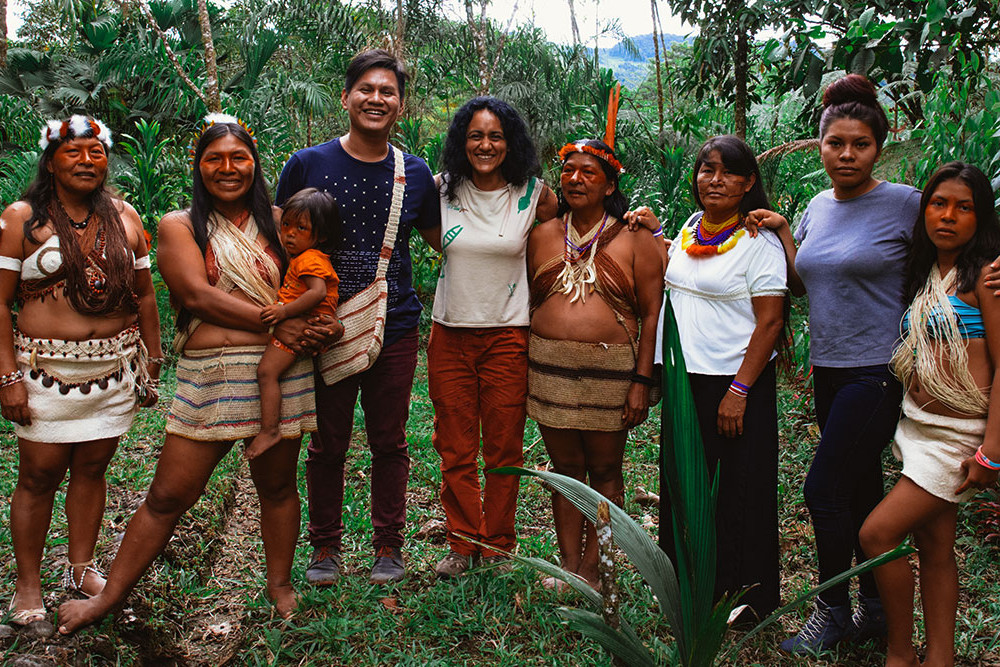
[630,372,655,387]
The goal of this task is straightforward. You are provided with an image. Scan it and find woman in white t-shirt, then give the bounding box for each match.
[645,134,788,621]
[429,97,558,579]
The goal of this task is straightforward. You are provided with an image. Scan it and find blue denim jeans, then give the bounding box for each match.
[804,365,903,607]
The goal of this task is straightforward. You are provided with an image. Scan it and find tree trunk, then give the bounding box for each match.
[395,0,405,54]
[650,0,665,163]
[464,0,489,94]
[1,0,8,69]
[734,29,748,139]
[567,0,580,47]
[138,0,211,109]
[197,0,221,112]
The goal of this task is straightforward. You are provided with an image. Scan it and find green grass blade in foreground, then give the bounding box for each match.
[659,297,724,662]
[493,467,683,635]
[724,540,917,659]
[557,608,659,667]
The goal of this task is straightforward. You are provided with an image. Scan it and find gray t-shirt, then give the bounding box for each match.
[794,181,922,368]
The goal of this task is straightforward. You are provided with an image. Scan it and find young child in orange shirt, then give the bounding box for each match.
[247,187,341,460]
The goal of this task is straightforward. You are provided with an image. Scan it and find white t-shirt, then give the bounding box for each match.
[432,177,542,327]
[655,212,788,375]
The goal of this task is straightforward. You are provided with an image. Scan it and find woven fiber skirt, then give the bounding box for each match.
[892,393,986,503]
[167,346,317,442]
[526,333,634,432]
[14,326,141,443]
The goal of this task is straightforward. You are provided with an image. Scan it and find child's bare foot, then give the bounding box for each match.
[58,595,112,634]
[245,430,281,461]
[266,582,298,619]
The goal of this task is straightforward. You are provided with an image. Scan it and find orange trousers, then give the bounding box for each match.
[427,323,528,557]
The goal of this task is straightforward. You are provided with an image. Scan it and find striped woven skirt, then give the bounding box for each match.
[167,346,317,442]
[526,333,633,432]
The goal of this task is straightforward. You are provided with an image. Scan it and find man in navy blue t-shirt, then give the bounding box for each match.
[275,49,441,585]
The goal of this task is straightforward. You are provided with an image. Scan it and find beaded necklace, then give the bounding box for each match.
[557,212,608,303]
[681,212,745,256]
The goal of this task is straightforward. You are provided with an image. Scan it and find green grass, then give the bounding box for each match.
[2,338,1000,665]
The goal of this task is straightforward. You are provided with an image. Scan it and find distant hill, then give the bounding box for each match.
[600,32,687,89]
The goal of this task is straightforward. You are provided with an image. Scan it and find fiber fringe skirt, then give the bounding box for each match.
[167,346,317,442]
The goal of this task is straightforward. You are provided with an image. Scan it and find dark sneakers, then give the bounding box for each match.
[305,546,342,586]
[370,546,405,584]
[780,599,851,654]
[850,595,887,642]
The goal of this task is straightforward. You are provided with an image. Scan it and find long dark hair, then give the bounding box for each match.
[556,139,628,220]
[904,161,1000,302]
[189,122,284,269]
[441,97,540,202]
[691,135,771,214]
[819,74,890,150]
[21,132,135,315]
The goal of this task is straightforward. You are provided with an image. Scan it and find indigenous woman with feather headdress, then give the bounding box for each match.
[0,115,161,626]
[57,115,342,633]
[526,88,664,588]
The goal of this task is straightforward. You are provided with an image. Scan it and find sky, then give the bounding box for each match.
[5,0,693,47]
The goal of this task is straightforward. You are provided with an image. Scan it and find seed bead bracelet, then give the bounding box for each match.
[0,369,24,388]
[974,446,1000,470]
[652,225,664,238]
[728,380,750,399]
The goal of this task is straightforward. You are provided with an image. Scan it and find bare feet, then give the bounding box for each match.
[266,582,298,619]
[245,429,281,461]
[58,595,112,635]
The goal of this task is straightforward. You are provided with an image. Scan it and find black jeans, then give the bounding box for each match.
[804,365,903,607]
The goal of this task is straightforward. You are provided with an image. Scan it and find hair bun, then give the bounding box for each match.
[822,74,878,109]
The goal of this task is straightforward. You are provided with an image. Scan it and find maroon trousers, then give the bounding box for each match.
[306,329,418,550]
[428,323,528,557]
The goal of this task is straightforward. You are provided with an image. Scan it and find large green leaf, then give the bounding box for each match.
[495,467,683,636]
[558,608,659,667]
[659,296,726,663]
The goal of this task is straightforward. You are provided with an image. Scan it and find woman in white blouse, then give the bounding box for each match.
[642,134,788,621]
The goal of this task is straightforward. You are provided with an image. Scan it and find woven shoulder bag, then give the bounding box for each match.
[318,146,405,385]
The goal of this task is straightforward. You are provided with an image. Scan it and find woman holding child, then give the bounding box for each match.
[58,115,341,632]
[0,115,161,625]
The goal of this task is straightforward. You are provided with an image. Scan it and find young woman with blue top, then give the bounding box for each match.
[860,162,1000,667]
[754,74,922,653]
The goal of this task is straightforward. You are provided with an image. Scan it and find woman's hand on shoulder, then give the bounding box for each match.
[744,209,787,239]
[622,206,661,234]
[982,257,1000,296]
[0,381,31,426]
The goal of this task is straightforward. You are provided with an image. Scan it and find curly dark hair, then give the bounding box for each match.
[189,121,285,270]
[819,74,890,150]
[556,139,628,220]
[21,131,136,315]
[440,97,540,202]
[904,161,1000,302]
[691,135,772,214]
